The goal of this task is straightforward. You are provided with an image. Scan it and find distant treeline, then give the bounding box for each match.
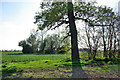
[18,29,71,54]
[0,50,21,52]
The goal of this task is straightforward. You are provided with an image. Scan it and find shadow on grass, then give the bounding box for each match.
[2,64,23,79]
[2,70,23,79]
[71,59,88,79]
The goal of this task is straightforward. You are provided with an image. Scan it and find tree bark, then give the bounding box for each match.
[109,25,113,58]
[68,1,80,63]
[117,22,120,58]
[68,1,87,78]
[93,49,97,59]
[112,24,116,58]
[102,26,107,58]
[85,23,92,60]
[86,32,92,60]
[118,38,120,58]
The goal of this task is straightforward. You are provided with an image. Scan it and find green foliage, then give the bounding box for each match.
[38,33,70,54]
[43,34,60,54]
[107,58,120,64]
[34,2,67,30]
[22,44,33,54]
[18,40,33,54]
[18,29,39,54]
[86,58,120,66]
[19,29,71,54]
[33,0,120,61]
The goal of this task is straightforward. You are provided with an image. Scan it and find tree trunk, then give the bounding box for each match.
[88,49,92,60]
[68,1,80,63]
[85,23,92,60]
[118,22,120,58]
[102,26,107,58]
[113,24,116,58]
[118,39,120,58]
[68,1,87,78]
[93,49,97,60]
[109,25,113,58]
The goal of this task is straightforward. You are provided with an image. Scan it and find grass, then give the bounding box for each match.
[1,51,120,78]
[2,51,88,63]
[2,52,71,63]
[83,64,118,73]
[2,60,119,78]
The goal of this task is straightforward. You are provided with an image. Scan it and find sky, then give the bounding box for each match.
[0,0,120,50]
[0,0,41,50]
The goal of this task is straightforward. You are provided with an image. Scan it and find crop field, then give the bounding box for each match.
[1,52,120,79]
[2,52,71,63]
[2,51,89,63]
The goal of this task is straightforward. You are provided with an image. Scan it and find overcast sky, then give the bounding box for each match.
[0,0,120,50]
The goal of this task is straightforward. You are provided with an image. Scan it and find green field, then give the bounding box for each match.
[1,52,120,78]
[2,52,70,63]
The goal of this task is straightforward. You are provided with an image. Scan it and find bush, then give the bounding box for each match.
[87,59,97,64]
[93,58,120,64]
[87,59,105,66]
[105,58,120,64]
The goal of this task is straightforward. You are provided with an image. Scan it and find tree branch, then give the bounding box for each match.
[61,32,71,42]
[65,25,69,29]
[75,17,88,22]
[88,24,113,27]
[51,20,69,30]
[75,17,113,26]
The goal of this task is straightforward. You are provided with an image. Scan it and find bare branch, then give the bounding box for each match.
[65,25,69,29]
[75,17,113,27]
[88,24,113,27]
[75,17,88,22]
[61,32,71,42]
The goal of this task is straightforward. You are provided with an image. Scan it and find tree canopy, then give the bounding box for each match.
[34,0,120,66]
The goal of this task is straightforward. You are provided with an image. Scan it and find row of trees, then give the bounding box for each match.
[19,1,120,58]
[78,5,120,59]
[18,29,71,54]
[34,1,120,59]
[0,50,21,52]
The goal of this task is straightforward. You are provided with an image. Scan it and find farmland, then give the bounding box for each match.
[1,52,120,79]
[2,52,70,63]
